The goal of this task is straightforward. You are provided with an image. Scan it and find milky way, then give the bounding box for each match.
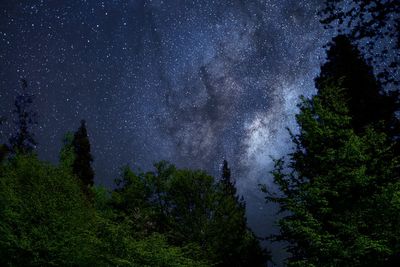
[0,1,333,264]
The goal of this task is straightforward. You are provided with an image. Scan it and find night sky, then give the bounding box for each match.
[1,0,333,264]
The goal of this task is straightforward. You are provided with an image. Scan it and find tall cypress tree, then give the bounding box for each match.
[9,79,38,154]
[72,120,94,193]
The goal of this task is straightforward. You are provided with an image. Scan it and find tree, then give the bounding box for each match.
[0,152,208,266]
[213,160,267,266]
[221,159,236,196]
[9,79,38,154]
[0,154,99,266]
[112,162,268,266]
[59,132,75,171]
[263,80,400,266]
[0,145,9,163]
[319,0,400,85]
[72,120,95,194]
[0,117,9,162]
[315,35,399,135]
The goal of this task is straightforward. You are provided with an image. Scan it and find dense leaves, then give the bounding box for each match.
[264,80,400,266]
[0,155,97,266]
[0,155,215,266]
[112,161,268,266]
[0,151,266,266]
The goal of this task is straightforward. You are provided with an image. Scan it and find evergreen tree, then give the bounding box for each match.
[72,120,94,193]
[9,79,38,154]
[0,117,8,162]
[214,160,267,266]
[221,159,236,196]
[0,145,9,163]
[315,35,399,135]
[264,80,400,266]
[319,0,400,85]
[59,132,75,171]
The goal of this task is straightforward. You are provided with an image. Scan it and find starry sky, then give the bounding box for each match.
[1,0,332,264]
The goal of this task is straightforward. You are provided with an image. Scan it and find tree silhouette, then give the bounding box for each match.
[320,0,400,85]
[0,117,9,161]
[9,79,38,154]
[215,160,267,266]
[315,35,399,134]
[221,159,236,196]
[72,120,94,194]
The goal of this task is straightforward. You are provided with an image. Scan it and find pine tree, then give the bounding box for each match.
[319,0,400,86]
[9,79,38,154]
[0,145,9,163]
[315,35,399,135]
[264,80,400,266]
[214,160,267,267]
[0,117,8,162]
[59,132,75,171]
[221,159,236,196]
[72,120,94,194]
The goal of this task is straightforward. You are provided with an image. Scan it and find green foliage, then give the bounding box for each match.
[93,181,210,267]
[0,155,212,266]
[315,35,399,135]
[95,219,208,267]
[264,81,400,266]
[0,154,98,266]
[112,161,268,266]
[59,131,75,171]
[1,106,266,266]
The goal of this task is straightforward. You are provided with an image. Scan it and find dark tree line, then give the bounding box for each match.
[0,80,267,266]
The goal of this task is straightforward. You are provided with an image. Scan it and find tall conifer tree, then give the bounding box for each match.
[265,79,400,266]
[72,120,94,193]
[315,35,399,134]
[221,159,236,196]
[320,0,399,86]
[0,117,8,162]
[9,79,37,154]
[215,160,267,266]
